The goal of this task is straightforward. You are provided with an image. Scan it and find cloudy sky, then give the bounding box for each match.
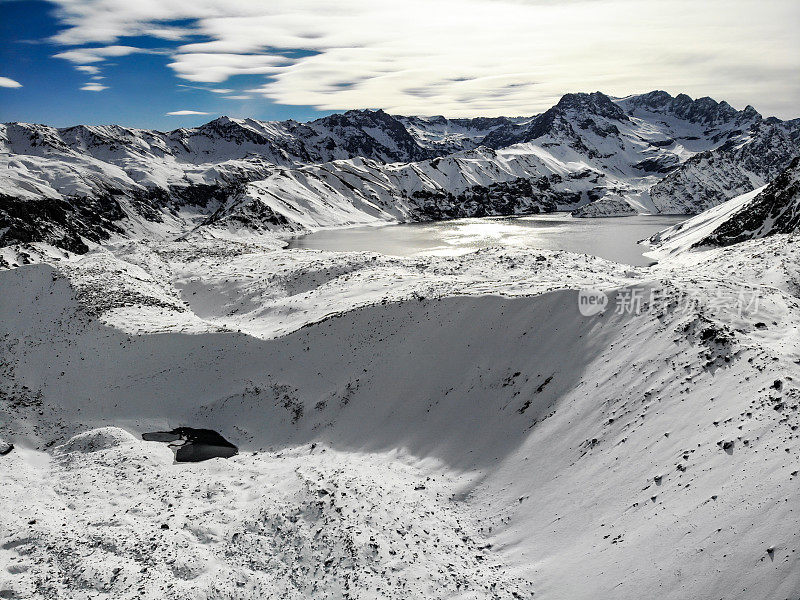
[1,0,798,128]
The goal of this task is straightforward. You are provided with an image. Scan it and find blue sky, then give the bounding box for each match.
[0,1,336,129]
[1,0,798,130]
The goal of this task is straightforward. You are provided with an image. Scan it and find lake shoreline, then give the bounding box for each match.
[287,213,688,266]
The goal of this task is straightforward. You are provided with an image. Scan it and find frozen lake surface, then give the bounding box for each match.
[288,213,688,266]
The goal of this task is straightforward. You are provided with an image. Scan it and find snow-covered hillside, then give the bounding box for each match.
[648,157,800,257]
[3,91,797,254]
[205,147,610,236]
[1,231,798,599]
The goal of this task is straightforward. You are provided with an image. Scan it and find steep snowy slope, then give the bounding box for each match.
[204,147,608,235]
[648,157,800,257]
[645,187,766,257]
[1,237,798,599]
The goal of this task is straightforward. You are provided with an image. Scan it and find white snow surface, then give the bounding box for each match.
[645,186,767,258]
[2,93,800,599]
[1,232,799,599]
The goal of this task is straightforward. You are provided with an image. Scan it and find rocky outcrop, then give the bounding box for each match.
[649,119,800,214]
[572,194,637,218]
[698,157,800,246]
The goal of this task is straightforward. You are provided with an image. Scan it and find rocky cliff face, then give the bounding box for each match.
[619,90,758,128]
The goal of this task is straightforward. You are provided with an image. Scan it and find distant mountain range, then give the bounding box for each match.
[2,90,798,253]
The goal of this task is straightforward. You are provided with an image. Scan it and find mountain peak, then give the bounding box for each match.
[207,115,241,125]
[741,105,761,119]
[554,91,627,120]
[623,91,759,126]
[316,108,402,129]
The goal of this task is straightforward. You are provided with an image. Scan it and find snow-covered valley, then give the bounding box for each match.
[1,91,800,600]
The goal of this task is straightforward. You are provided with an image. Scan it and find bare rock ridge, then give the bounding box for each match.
[698,157,800,246]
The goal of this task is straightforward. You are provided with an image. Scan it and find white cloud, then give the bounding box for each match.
[45,0,800,118]
[54,45,157,64]
[167,53,286,82]
[81,82,109,91]
[223,95,252,100]
[56,46,162,87]
[166,110,211,115]
[0,76,22,88]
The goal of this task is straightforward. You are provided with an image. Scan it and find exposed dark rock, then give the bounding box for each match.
[142,427,238,462]
[697,157,800,246]
[410,176,568,220]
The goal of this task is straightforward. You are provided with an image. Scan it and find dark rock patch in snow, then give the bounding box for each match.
[697,156,800,247]
[142,427,238,462]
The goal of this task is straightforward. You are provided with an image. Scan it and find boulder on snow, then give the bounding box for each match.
[0,437,13,456]
[142,427,238,463]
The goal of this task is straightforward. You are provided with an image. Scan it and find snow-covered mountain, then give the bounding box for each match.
[648,157,800,256]
[201,148,606,236]
[3,94,800,600]
[2,90,798,253]
[2,109,435,166]
[648,116,800,214]
[394,114,529,156]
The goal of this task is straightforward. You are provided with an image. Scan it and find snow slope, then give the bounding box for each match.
[648,157,800,258]
[645,187,767,258]
[1,234,799,599]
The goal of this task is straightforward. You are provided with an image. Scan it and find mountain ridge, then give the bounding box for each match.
[2,90,798,255]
